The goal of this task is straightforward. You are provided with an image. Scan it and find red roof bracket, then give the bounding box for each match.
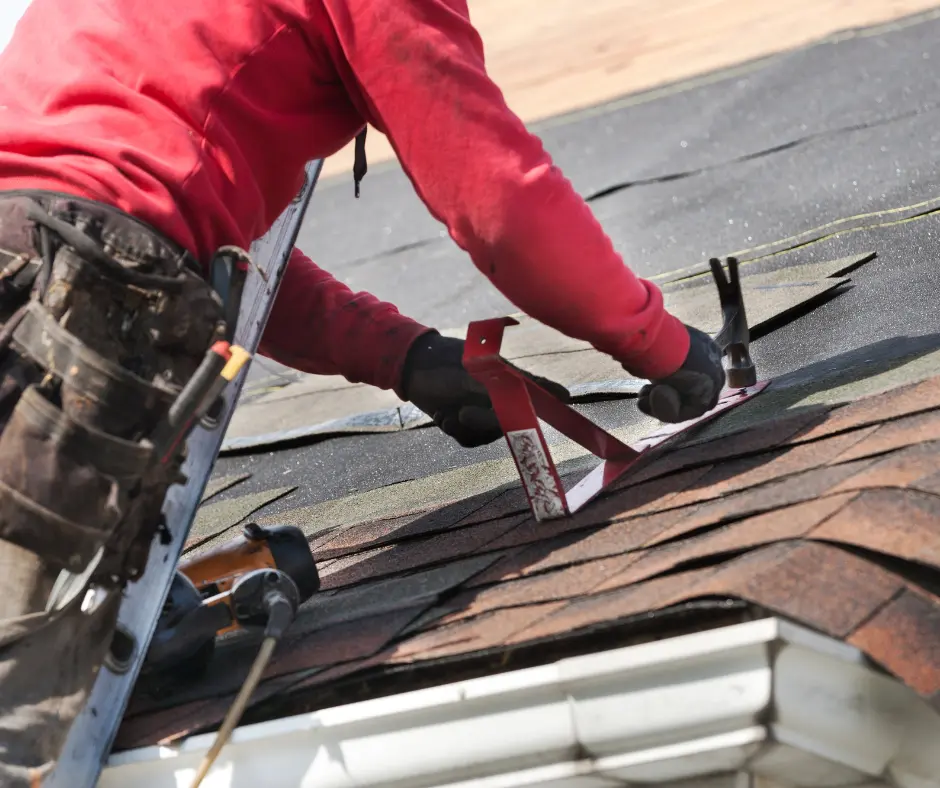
[463,317,768,521]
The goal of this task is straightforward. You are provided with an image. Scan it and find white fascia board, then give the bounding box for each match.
[99,618,940,788]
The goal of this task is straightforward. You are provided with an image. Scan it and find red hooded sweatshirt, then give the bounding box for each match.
[0,0,689,391]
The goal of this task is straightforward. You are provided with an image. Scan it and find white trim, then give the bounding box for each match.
[99,618,938,788]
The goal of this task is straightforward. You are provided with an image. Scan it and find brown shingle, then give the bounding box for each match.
[314,514,426,561]
[849,588,940,700]
[646,459,875,546]
[594,494,858,592]
[912,470,940,496]
[660,428,876,511]
[471,489,858,591]
[509,566,715,643]
[454,486,532,527]
[131,601,430,718]
[117,698,223,751]
[627,408,831,484]
[285,648,401,694]
[491,509,684,579]
[319,514,526,589]
[309,526,344,553]
[123,375,940,751]
[810,488,940,570]
[511,542,904,645]
[390,602,565,662]
[563,463,717,530]
[119,664,319,747]
[830,441,940,493]
[461,544,554,587]
[298,555,499,631]
[479,465,715,556]
[422,553,641,627]
[830,410,940,464]
[793,375,940,444]
[269,605,426,677]
[595,464,717,517]
[702,542,904,637]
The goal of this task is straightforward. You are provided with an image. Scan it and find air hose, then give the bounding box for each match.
[189,574,298,788]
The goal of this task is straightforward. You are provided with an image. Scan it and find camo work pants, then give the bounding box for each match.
[0,192,226,786]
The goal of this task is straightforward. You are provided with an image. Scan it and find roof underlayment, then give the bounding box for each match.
[107,8,940,787]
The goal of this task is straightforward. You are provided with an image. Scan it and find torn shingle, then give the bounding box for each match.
[200,473,251,503]
[314,493,504,561]
[186,487,296,552]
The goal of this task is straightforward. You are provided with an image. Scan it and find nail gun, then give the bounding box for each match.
[140,522,320,683]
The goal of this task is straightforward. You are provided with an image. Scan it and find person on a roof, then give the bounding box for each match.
[0,0,725,781]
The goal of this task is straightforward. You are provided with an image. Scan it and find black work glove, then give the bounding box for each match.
[400,331,570,448]
[636,325,726,424]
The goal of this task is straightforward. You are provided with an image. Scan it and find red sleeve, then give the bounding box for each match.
[318,0,690,380]
[259,248,432,390]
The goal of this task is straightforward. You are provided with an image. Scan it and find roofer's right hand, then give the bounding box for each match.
[636,325,726,424]
[400,331,569,448]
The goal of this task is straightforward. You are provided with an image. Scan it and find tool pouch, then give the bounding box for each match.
[0,194,238,585]
[0,385,152,573]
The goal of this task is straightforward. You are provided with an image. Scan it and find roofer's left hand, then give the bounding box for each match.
[400,332,570,448]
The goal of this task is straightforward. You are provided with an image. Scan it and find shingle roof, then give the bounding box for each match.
[116,372,940,750]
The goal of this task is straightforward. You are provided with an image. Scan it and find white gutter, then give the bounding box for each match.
[99,618,940,788]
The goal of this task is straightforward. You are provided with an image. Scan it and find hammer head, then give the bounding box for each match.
[709,257,757,388]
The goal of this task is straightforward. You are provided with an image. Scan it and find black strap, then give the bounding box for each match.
[24,202,189,293]
[210,246,251,342]
[354,127,369,198]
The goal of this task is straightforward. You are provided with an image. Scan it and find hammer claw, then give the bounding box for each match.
[710,256,757,389]
[708,257,729,292]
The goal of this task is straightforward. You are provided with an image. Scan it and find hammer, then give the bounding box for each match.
[709,256,757,388]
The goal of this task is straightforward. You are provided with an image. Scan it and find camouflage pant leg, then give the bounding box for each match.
[0,565,121,788]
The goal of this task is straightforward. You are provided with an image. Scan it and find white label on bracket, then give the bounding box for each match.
[506,429,566,521]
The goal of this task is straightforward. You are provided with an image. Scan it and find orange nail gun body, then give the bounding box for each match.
[142,523,320,682]
[181,522,319,636]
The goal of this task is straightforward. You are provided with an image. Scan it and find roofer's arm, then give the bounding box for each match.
[260,248,568,447]
[258,247,431,389]
[320,0,726,425]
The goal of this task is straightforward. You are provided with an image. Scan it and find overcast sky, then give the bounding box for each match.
[0,0,33,54]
